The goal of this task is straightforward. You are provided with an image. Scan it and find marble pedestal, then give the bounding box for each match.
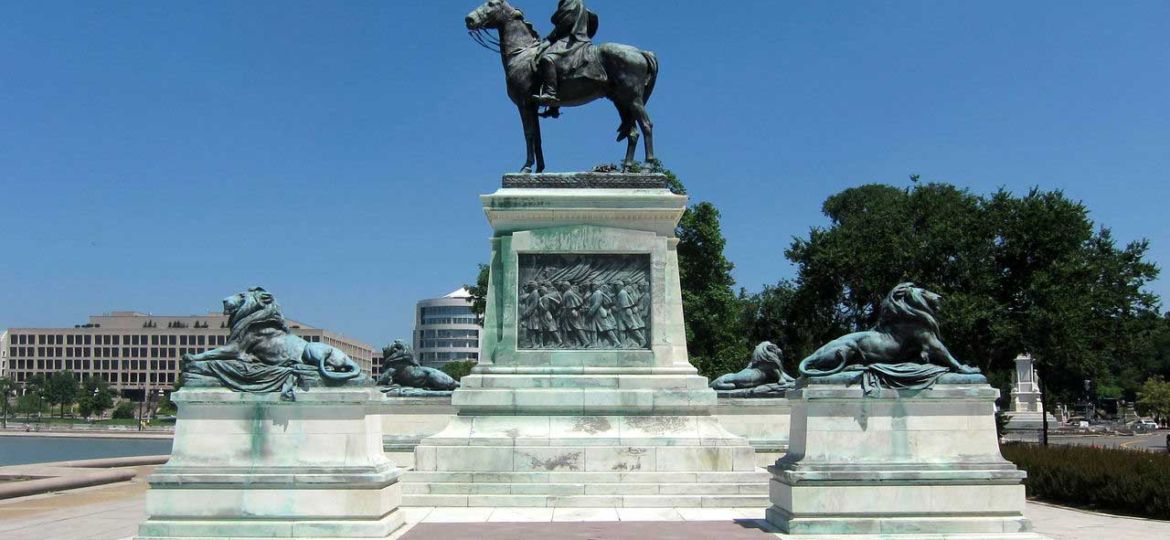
[766,382,1045,539]
[402,173,766,507]
[136,388,404,539]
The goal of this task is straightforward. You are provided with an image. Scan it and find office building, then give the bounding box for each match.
[3,311,375,399]
[413,288,482,368]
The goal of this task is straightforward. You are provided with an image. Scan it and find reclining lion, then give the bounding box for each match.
[182,287,364,398]
[710,341,795,391]
[798,283,980,377]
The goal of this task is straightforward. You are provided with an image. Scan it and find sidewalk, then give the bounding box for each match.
[1,474,1167,540]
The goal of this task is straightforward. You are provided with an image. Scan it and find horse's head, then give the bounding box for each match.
[465,0,519,31]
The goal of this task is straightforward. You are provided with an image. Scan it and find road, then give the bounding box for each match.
[1049,430,1168,451]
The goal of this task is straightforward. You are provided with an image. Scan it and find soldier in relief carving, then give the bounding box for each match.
[535,283,563,347]
[613,280,646,348]
[519,281,540,348]
[587,281,621,348]
[558,281,588,347]
[635,282,651,322]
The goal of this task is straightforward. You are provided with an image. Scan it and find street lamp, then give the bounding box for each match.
[1,379,11,430]
[1033,357,1049,447]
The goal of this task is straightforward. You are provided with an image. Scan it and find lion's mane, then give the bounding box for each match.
[874,282,940,336]
[749,341,784,371]
[226,288,289,343]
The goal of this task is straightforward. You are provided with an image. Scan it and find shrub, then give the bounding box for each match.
[440,361,477,382]
[111,401,136,420]
[1002,442,1170,519]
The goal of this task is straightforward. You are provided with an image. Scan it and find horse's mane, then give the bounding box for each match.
[227,290,289,343]
[877,283,940,336]
[517,11,539,39]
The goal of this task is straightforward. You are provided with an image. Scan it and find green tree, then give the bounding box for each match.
[77,376,114,419]
[43,371,80,418]
[0,377,13,428]
[770,182,1161,403]
[1137,376,1170,425]
[677,201,749,378]
[642,159,750,377]
[157,375,183,416]
[465,264,491,323]
[111,401,136,420]
[440,360,477,382]
[15,392,47,419]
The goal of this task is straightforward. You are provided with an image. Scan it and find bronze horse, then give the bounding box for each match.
[465,0,659,172]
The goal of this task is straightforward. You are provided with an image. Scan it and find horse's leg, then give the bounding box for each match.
[532,105,546,173]
[518,104,536,173]
[631,98,655,163]
[613,102,638,170]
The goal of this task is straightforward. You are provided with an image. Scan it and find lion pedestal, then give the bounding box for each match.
[766,380,1045,539]
[136,388,404,540]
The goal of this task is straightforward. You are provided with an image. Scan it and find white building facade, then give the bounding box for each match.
[412,289,482,368]
[3,312,375,399]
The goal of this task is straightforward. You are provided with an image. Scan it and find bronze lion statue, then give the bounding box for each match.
[710,341,795,392]
[798,283,980,377]
[182,287,366,399]
[377,340,460,395]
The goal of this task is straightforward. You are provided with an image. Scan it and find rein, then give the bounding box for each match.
[469,21,540,58]
[469,29,501,53]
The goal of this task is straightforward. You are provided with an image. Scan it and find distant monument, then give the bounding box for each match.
[465,0,658,172]
[1004,353,1057,441]
[767,283,1043,538]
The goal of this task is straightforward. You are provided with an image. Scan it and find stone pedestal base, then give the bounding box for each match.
[766,383,1044,539]
[136,388,404,539]
[402,176,768,508]
[714,397,791,456]
[404,414,766,507]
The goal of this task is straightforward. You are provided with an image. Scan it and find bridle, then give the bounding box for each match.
[468,28,501,53]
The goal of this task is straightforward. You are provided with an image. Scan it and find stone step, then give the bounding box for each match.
[402,482,768,496]
[401,470,770,484]
[401,493,769,508]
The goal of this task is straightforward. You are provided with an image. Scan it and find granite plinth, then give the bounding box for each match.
[375,396,457,452]
[136,388,404,539]
[408,178,760,507]
[502,172,669,189]
[766,383,1044,539]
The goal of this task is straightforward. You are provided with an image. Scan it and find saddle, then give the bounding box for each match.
[554,44,607,84]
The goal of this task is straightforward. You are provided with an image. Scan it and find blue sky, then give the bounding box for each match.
[2,1,1167,346]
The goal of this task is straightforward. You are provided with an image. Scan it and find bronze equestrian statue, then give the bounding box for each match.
[465,0,659,173]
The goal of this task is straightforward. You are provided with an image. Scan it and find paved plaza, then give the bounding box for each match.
[1,467,1167,540]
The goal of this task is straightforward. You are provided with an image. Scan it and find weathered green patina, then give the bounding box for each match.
[376,341,460,397]
[797,283,985,393]
[181,287,368,400]
[710,341,796,397]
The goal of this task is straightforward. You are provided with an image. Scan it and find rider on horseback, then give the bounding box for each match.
[532,0,600,106]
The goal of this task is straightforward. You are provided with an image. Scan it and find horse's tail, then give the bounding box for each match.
[642,51,659,104]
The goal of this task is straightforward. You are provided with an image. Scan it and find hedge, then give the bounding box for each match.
[1002,442,1170,519]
